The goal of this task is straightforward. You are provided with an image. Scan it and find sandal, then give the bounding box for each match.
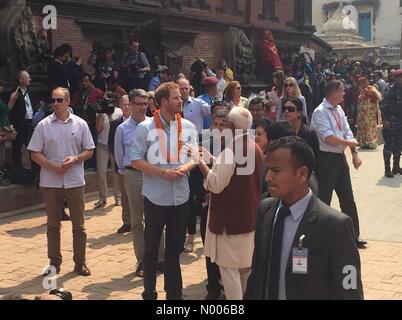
[184,241,194,253]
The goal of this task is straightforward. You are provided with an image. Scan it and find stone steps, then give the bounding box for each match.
[0,170,114,217]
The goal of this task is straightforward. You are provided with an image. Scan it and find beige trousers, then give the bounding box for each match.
[124,169,165,263]
[96,143,120,202]
[219,266,251,300]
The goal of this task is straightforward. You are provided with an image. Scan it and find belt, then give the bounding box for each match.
[125,166,139,171]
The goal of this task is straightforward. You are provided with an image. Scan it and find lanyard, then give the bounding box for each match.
[329,107,342,131]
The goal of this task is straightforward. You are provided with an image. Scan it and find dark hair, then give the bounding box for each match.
[282,96,303,112]
[211,101,228,116]
[80,73,91,81]
[267,121,295,142]
[255,118,273,140]
[60,43,73,55]
[268,136,315,178]
[53,46,69,58]
[324,80,343,97]
[249,97,265,108]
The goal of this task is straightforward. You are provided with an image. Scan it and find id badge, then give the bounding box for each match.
[292,248,308,274]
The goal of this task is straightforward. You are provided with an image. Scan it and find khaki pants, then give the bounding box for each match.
[117,173,130,225]
[124,169,165,263]
[96,143,120,202]
[219,266,251,300]
[42,187,87,267]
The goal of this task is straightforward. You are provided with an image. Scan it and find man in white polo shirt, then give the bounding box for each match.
[28,87,95,277]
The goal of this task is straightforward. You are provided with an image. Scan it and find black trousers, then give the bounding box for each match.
[142,197,189,300]
[12,121,33,167]
[200,206,223,298]
[317,151,360,238]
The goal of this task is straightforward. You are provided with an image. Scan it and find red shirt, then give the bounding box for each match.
[262,40,283,70]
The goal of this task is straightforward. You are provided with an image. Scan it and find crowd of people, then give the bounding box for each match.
[1,36,402,300]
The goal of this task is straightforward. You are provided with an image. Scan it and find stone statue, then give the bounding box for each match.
[13,6,37,69]
[225,27,256,80]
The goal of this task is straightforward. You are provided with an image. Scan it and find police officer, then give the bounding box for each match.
[381,69,402,178]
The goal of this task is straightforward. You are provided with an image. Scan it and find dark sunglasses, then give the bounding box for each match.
[285,83,294,88]
[282,106,297,113]
[51,98,65,104]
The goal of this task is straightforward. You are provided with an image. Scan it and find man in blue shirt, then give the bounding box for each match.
[311,80,366,249]
[198,76,219,130]
[131,82,198,300]
[148,66,172,91]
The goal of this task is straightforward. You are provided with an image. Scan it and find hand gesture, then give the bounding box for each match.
[62,156,78,169]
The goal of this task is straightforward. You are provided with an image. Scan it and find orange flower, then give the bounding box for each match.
[154,110,183,163]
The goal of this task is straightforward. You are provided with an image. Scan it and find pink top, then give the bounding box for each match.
[28,112,95,189]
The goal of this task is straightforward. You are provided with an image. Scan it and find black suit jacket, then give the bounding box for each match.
[47,59,71,90]
[108,116,124,156]
[244,195,364,300]
[9,88,37,128]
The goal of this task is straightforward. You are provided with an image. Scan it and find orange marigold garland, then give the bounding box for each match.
[154,110,183,163]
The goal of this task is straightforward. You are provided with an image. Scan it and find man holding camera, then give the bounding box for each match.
[121,39,150,92]
[71,73,104,169]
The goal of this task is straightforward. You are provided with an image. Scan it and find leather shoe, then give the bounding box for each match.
[94,201,106,208]
[74,263,91,276]
[135,262,143,278]
[117,224,131,234]
[356,238,367,249]
[43,264,60,277]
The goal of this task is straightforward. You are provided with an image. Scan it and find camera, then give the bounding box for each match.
[129,61,141,73]
[94,97,115,114]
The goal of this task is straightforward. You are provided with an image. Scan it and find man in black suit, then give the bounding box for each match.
[47,46,71,91]
[244,136,363,300]
[8,71,39,168]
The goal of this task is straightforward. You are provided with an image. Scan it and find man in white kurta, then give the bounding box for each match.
[198,107,264,300]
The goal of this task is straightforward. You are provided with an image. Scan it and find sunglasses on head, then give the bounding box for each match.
[282,105,297,113]
[51,98,65,104]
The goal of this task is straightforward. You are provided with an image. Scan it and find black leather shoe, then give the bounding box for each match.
[117,224,131,234]
[43,264,60,277]
[356,238,367,249]
[74,263,91,276]
[135,262,143,278]
[385,171,394,178]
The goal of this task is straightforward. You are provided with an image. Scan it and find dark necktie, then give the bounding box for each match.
[268,207,292,300]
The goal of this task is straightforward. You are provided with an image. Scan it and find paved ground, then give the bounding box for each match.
[1,146,402,300]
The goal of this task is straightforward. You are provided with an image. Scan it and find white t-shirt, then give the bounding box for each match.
[97,108,123,145]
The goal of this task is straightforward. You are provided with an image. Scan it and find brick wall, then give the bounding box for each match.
[36,16,94,74]
[183,32,225,76]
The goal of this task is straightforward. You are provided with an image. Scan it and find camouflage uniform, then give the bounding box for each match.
[381,83,402,176]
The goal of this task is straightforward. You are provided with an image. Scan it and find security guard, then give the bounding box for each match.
[381,69,402,178]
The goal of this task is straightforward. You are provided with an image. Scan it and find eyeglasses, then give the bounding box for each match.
[282,106,297,113]
[51,98,65,104]
[285,83,294,88]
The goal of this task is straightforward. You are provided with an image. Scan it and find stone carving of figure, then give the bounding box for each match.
[225,27,255,79]
[13,6,37,69]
